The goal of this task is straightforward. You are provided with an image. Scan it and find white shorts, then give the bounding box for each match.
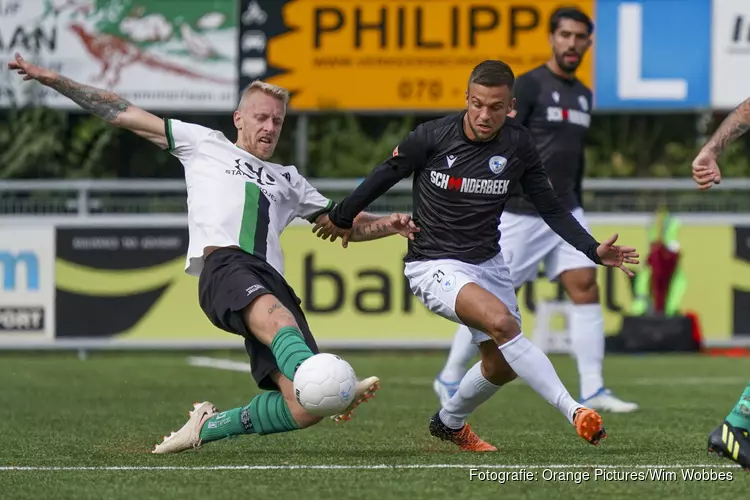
[404,252,521,344]
[499,207,596,288]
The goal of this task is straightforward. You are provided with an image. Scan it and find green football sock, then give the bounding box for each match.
[199,391,299,443]
[249,391,299,435]
[726,381,750,431]
[270,326,313,381]
[199,407,251,443]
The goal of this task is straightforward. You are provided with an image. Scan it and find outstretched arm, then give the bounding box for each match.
[313,212,419,245]
[693,96,750,190]
[349,212,419,242]
[327,126,431,229]
[703,96,750,158]
[8,52,167,149]
[518,133,638,275]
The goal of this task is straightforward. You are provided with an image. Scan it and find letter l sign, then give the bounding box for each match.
[617,3,687,100]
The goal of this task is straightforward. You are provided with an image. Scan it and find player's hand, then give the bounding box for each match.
[596,233,640,277]
[390,213,420,240]
[692,149,722,190]
[312,214,351,247]
[7,52,55,83]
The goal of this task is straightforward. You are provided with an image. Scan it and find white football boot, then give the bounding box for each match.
[580,388,639,413]
[330,376,380,423]
[152,401,217,454]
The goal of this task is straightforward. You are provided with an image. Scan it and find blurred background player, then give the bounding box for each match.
[433,7,639,414]
[693,94,750,469]
[8,52,420,454]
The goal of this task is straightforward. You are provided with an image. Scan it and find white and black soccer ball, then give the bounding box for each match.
[294,353,357,417]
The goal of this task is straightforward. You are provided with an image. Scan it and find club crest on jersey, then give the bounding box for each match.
[488,155,507,175]
[578,95,589,112]
[392,146,399,157]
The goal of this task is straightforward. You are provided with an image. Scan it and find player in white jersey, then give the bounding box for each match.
[9,52,419,454]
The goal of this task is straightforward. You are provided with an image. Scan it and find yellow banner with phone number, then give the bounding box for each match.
[265,0,594,111]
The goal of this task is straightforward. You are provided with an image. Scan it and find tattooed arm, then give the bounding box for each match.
[312,212,419,245]
[348,212,419,242]
[691,96,750,190]
[8,52,167,149]
[349,213,399,242]
[703,96,750,157]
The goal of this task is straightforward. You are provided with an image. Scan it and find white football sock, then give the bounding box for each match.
[439,361,501,429]
[569,304,605,400]
[439,325,479,384]
[499,333,582,424]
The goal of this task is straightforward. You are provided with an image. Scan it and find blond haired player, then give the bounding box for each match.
[8,52,419,453]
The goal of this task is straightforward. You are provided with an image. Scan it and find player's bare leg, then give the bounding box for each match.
[560,268,639,413]
[455,283,605,445]
[430,341,515,451]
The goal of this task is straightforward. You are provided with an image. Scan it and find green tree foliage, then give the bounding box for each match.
[305,114,414,177]
[0,108,749,180]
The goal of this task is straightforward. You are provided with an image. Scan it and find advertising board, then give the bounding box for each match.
[55,221,744,345]
[0,227,55,338]
[0,0,237,111]
[239,0,594,112]
[711,0,750,109]
[594,0,711,110]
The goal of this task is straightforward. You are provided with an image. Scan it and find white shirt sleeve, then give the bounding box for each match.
[164,118,214,164]
[296,177,335,223]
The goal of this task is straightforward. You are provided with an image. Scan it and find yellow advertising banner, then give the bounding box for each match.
[260,0,595,111]
[105,222,744,343]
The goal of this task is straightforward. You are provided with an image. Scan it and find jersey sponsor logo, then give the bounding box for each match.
[488,155,507,175]
[230,159,277,185]
[228,159,279,202]
[446,155,457,168]
[430,170,509,195]
[545,106,591,128]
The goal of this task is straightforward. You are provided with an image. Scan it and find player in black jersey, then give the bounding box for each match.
[315,60,639,451]
[693,96,750,469]
[433,7,639,415]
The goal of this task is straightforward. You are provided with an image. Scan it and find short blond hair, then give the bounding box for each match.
[238,80,290,110]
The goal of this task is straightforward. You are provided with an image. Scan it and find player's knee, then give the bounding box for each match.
[486,313,520,343]
[567,277,599,304]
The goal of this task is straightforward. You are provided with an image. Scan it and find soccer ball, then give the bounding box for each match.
[294,353,357,417]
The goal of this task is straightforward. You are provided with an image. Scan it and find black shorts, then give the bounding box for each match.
[198,247,319,391]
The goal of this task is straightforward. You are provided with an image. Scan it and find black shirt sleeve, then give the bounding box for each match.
[517,130,601,264]
[329,125,431,229]
[512,73,540,126]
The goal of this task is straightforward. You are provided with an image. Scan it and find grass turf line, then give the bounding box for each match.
[1,352,750,499]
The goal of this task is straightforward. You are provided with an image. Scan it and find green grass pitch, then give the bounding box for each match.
[2,350,750,499]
